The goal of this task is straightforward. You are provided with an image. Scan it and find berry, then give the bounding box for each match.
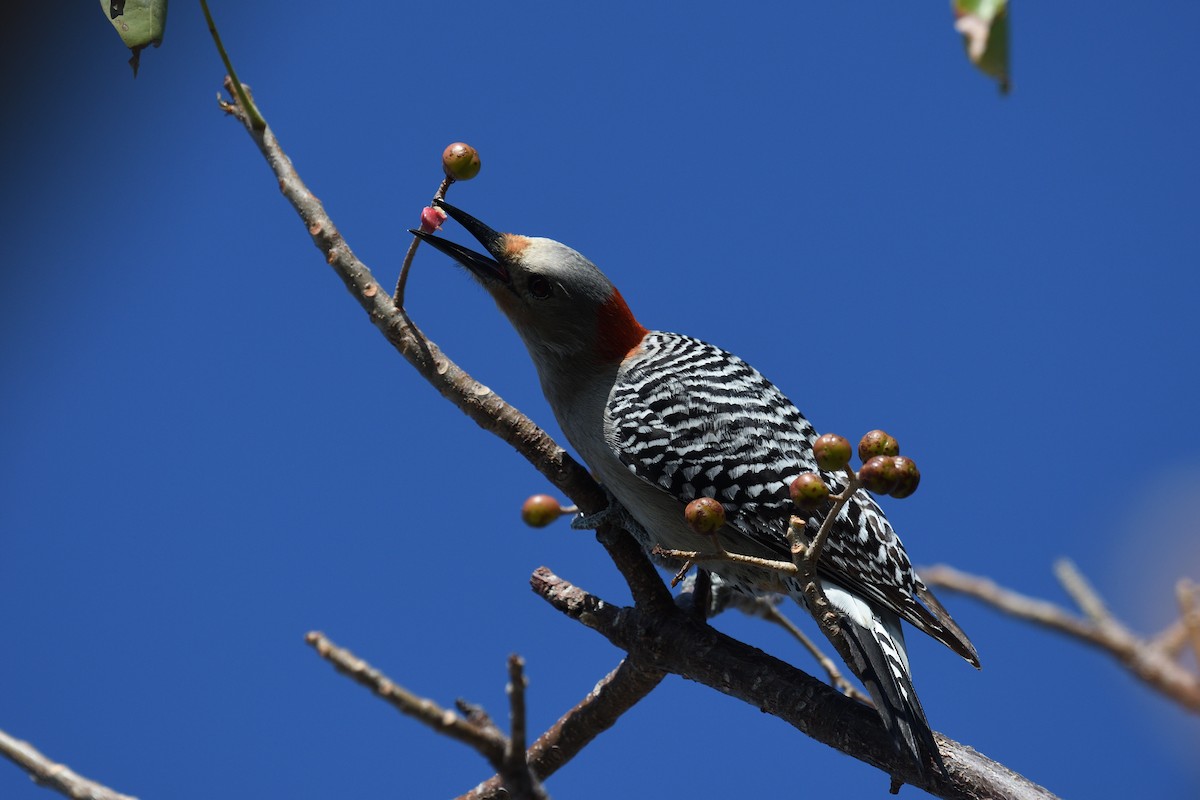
[858,429,900,462]
[789,473,830,510]
[419,206,447,233]
[685,497,726,535]
[889,456,921,498]
[442,142,481,181]
[812,433,852,471]
[858,456,900,495]
[521,494,563,528]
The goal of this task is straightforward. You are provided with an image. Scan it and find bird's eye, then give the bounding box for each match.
[528,276,552,299]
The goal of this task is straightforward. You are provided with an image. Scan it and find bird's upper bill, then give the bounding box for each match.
[409,200,517,286]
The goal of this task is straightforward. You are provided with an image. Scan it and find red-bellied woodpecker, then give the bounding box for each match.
[413,200,979,779]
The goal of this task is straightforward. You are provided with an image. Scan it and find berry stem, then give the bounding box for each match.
[652,545,798,578]
[804,468,862,565]
[394,177,454,306]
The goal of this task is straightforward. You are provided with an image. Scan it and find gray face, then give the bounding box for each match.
[413,203,618,365]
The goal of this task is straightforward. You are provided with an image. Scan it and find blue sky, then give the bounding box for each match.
[3,3,1198,797]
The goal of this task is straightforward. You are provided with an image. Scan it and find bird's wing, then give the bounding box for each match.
[607,333,978,666]
[606,333,814,558]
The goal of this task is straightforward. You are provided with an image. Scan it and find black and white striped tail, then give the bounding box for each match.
[821,580,946,781]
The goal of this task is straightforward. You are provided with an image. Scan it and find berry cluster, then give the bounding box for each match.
[791,430,921,513]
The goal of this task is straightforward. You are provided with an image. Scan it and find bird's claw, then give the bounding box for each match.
[571,488,648,541]
[570,506,615,530]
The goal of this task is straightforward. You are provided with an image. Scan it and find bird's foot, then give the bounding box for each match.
[571,488,648,541]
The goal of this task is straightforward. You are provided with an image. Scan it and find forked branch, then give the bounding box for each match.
[920,561,1200,712]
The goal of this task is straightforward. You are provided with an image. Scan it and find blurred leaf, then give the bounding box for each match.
[952,0,1010,95]
[100,0,168,77]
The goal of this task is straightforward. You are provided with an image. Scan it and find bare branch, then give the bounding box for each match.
[0,727,138,800]
[460,656,665,800]
[530,567,1059,800]
[1176,579,1200,666]
[654,543,798,577]
[506,656,529,760]
[920,564,1200,713]
[305,631,508,766]
[394,176,453,305]
[756,599,872,704]
[498,655,547,800]
[1053,559,1111,624]
[217,77,606,522]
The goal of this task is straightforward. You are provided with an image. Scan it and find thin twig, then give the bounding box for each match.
[785,513,875,718]
[459,657,666,800]
[1149,617,1191,657]
[806,468,863,564]
[757,600,872,704]
[506,655,529,761]
[394,177,453,305]
[456,699,504,739]
[654,544,798,577]
[305,631,508,767]
[199,0,264,130]
[920,564,1200,713]
[217,79,606,520]
[0,727,138,800]
[1053,558,1111,624]
[1176,579,1200,667]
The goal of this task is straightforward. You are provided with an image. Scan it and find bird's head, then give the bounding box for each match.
[412,200,647,370]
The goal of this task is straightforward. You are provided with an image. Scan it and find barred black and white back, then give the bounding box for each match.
[606,332,979,777]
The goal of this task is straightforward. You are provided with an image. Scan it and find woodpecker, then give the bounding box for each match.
[413,200,979,780]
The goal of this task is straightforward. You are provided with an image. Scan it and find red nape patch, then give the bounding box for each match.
[595,289,648,363]
[502,234,530,259]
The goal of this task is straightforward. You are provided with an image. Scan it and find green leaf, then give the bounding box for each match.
[100,0,168,77]
[951,0,1010,95]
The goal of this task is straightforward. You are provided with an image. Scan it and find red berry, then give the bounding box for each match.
[442,142,481,181]
[419,206,447,233]
[685,497,726,535]
[813,433,852,472]
[521,494,563,528]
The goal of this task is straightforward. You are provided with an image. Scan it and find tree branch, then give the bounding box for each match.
[756,599,872,704]
[0,727,138,800]
[530,567,1058,800]
[305,632,508,766]
[499,655,547,800]
[460,657,666,800]
[217,78,606,521]
[920,562,1200,713]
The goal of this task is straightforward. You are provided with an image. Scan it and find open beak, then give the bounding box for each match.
[409,200,511,285]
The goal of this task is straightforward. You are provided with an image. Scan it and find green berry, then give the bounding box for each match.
[858,455,900,495]
[789,473,830,510]
[889,456,921,498]
[812,433,852,471]
[521,494,562,528]
[685,497,726,535]
[442,142,481,181]
[858,429,900,462]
